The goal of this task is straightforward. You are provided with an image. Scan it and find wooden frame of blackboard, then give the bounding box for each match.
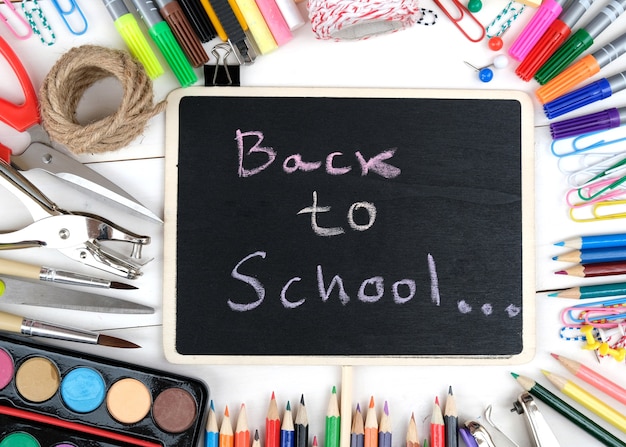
[163,87,535,365]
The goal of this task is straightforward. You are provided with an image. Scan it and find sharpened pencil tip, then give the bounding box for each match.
[97,334,140,348]
[555,270,567,275]
[548,292,558,297]
[510,372,519,379]
[550,353,559,360]
[555,241,564,246]
[110,281,139,290]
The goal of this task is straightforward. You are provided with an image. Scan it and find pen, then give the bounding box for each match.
[154,0,209,67]
[544,70,626,118]
[0,257,136,290]
[512,373,626,447]
[130,0,197,87]
[550,106,626,139]
[101,0,163,79]
[0,310,140,348]
[535,0,626,84]
[515,0,595,81]
[508,0,568,61]
[537,32,626,104]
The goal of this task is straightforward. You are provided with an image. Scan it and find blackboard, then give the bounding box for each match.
[163,87,535,365]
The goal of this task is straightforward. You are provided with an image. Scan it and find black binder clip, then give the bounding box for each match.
[203,43,240,86]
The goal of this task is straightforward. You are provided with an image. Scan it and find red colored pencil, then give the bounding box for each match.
[266,392,281,447]
[235,403,251,447]
[429,397,445,447]
[556,260,626,277]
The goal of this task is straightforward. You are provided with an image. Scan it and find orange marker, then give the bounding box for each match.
[364,396,378,447]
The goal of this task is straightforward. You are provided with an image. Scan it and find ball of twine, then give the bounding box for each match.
[39,45,166,155]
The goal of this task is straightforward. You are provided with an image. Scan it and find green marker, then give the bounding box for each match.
[102,0,163,79]
[130,0,197,87]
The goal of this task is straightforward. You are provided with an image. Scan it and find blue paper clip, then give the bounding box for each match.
[433,0,485,42]
[50,0,87,35]
[551,126,626,157]
[0,0,32,39]
[563,297,626,327]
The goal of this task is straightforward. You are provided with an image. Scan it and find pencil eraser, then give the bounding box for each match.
[518,0,542,7]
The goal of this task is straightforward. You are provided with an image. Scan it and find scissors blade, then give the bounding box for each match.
[10,142,163,223]
[0,277,154,314]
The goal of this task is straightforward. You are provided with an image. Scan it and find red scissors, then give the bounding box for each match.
[0,36,161,223]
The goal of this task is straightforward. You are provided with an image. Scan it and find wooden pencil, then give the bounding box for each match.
[554,247,626,264]
[295,395,309,447]
[429,397,444,447]
[281,401,295,447]
[235,404,250,447]
[552,353,626,405]
[325,386,341,447]
[443,387,458,447]
[378,401,392,447]
[364,396,378,447]
[406,413,420,447]
[556,260,626,277]
[350,404,365,447]
[220,406,235,447]
[252,430,261,447]
[206,400,219,447]
[266,392,281,447]
[548,282,626,299]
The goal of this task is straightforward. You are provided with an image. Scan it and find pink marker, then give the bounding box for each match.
[508,0,569,61]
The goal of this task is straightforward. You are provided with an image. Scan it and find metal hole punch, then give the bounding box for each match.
[511,392,561,447]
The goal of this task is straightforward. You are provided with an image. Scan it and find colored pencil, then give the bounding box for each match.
[554,247,626,264]
[553,353,626,405]
[325,386,341,447]
[511,373,626,447]
[252,430,261,447]
[364,396,378,447]
[266,392,281,447]
[350,404,365,447]
[312,436,318,447]
[443,387,458,447]
[406,413,420,447]
[549,282,626,299]
[378,401,392,447]
[235,404,251,447]
[429,397,445,447]
[542,370,626,433]
[295,395,309,447]
[556,234,626,250]
[556,260,626,277]
[220,406,235,447]
[206,400,219,447]
[281,401,295,447]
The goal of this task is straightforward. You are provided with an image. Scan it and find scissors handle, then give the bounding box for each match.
[0,36,40,132]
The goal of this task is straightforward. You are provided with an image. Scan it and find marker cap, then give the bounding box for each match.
[535,28,594,84]
[148,20,197,86]
[113,13,164,79]
[550,107,621,139]
[508,0,564,61]
[515,19,571,81]
[543,77,612,118]
[536,53,601,104]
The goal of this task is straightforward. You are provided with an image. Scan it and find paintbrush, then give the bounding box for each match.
[0,310,140,348]
[0,257,137,290]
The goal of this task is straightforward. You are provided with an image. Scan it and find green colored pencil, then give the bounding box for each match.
[511,373,626,447]
[325,386,341,447]
[549,282,626,299]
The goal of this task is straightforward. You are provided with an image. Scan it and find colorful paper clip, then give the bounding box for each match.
[550,126,626,158]
[433,0,485,42]
[21,0,55,46]
[485,1,526,38]
[561,297,626,328]
[50,0,87,35]
[0,0,32,39]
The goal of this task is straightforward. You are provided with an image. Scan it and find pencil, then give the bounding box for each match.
[220,406,235,447]
[542,370,626,433]
[350,404,365,447]
[266,392,281,447]
[554,247,626,264]
[443,387,458,447]
[235,404,251,447]
[548,282,626,299]
[364,396,378,447]
[295,395,309,447]
[552,353,626,405]
[555,260,626,277]
[252,430,261,447]
[281,401,295,447]
[206,400,219,447]
[429,397,445,447]
[406,413,420,447]
[556,234,626,250]
[378,401,391,447]
[325,386,341,447]
[511,373,626,447]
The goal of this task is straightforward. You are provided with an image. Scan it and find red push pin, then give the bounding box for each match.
[489,36,504,51]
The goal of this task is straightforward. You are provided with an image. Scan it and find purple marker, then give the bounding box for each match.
[459,427,479,447]
[544,71,626,119]
[550,106,626,139]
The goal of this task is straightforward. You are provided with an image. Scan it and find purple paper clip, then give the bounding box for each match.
[550,107,626,140]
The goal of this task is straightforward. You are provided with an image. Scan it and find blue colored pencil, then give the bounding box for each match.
[556,233,626,250]
[281,401,295,447]
[554,246,626,264]
[206,400,219,447]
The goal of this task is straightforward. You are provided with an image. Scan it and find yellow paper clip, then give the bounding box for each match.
[433,0,485,42]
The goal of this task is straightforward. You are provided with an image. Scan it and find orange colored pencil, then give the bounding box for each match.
[266,392,281,447]
[220,406,235,447]
[364,396,378,447]
[235,404,251,447]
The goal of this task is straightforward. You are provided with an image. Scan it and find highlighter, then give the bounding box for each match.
[535,0,626,84]
[536,32,626,103]
[102,0,163,79]
[508,0,568,61]
[515,0,594,81]
[130,0,197,87]
[544,70,626,118]
[154,0,209,67]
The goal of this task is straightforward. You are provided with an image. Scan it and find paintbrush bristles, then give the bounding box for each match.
[97,334,141,349]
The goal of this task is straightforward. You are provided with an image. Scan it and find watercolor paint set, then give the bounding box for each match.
[0,334,209,447]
